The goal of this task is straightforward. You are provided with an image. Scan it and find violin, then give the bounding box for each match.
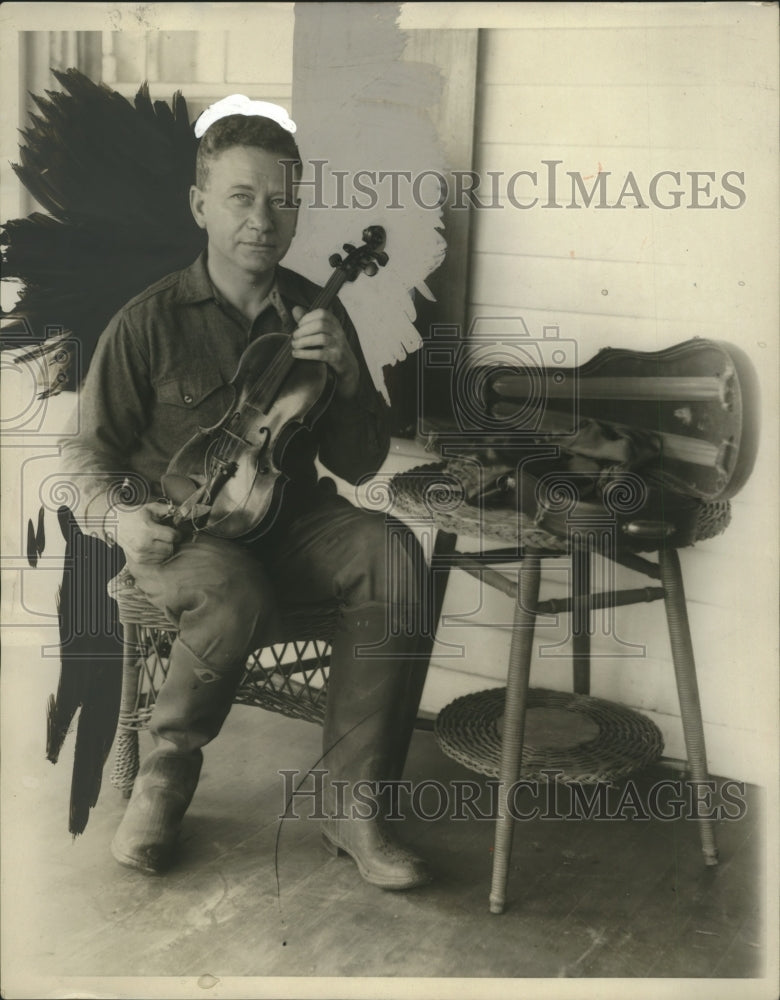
[160,225,388,540]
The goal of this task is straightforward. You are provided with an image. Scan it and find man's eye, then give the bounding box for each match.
[231,193,251,203]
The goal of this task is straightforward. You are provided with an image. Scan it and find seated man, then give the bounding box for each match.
[59,100,431,890]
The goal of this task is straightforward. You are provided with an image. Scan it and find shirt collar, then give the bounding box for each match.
[177,251,216,305]
[275,265,319,309]
[177,251,296,333]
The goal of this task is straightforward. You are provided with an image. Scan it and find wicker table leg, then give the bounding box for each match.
[489,556,541,915]
[658,546,719,866]
[110,623,143,798]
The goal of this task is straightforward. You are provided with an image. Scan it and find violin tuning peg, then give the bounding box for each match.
[343,243,356,255]
[376,252,389,266]
[363,262,378,277]
[329,253,343,267]
[362,225,386,247]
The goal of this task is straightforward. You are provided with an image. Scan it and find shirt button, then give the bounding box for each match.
[183,394,193,404]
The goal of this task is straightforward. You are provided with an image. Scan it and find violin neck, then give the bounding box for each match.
[252,269,348,409]
[310,268,348,311]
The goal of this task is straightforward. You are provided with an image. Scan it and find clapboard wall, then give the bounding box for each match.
[417,13,777,785]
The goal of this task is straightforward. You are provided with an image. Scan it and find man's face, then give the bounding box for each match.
[189,146,299,281]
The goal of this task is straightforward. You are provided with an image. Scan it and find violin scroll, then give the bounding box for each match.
[327,225,389,281]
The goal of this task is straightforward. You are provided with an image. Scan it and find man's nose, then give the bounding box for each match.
[247,200,273,231]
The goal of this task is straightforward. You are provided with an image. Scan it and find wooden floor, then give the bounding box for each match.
[2,702,769,996]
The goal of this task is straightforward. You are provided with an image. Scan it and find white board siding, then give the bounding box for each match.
[469,252,750,324]
[468,153,754,267]
[478,26,775,90]
[477,83,760,153]
[439,17,778,785]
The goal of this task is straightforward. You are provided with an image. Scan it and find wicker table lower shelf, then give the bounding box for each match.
[434,687,664,785]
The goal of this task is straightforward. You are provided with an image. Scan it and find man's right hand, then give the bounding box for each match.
[115,502,181,564]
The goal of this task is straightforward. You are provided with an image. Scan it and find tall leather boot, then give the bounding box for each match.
[110,638,243,874]
[110,743,203,874]
[320,604,432,890]
[384,537,442,782]
[385,624,437,782]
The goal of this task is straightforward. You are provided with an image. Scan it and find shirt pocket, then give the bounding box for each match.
[155,372,232,428]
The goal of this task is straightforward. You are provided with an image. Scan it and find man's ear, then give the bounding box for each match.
[189,185,207,230]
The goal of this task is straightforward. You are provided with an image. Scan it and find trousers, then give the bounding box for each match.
[125,493,428,750]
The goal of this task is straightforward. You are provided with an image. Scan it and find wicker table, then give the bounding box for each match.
[389,459,727,914]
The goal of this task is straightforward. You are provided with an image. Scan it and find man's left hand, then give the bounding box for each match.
[291,306,360,399]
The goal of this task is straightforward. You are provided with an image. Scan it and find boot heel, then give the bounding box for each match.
[321,831,344,858]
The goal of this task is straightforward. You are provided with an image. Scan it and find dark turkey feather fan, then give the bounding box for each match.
[2,69,202,834]
[2,68,204,389]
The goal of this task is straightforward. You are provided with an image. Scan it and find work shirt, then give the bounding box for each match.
[59,251,391,540]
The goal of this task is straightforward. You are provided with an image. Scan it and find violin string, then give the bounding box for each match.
[239,268,342,408]
[207,266,350,479]
[238,269,345,411]
[208,344,293,476]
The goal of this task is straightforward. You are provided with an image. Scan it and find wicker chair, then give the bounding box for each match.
[106,524,457,797]
[107,569,341,796]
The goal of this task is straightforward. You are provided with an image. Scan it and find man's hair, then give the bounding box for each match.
[195,114,301,189]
